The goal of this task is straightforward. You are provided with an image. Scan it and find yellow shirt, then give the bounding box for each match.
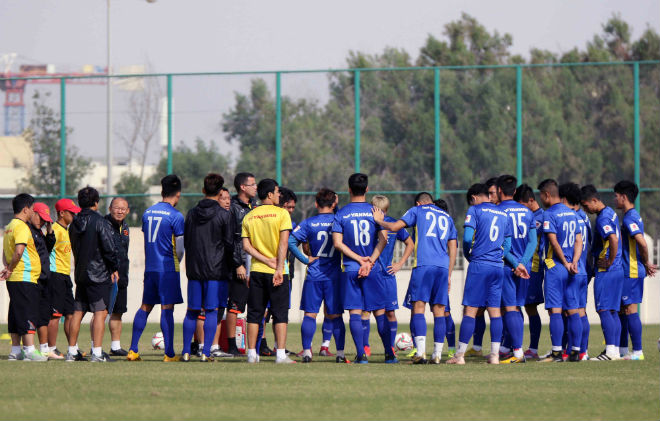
[49,222,72,275]
[3,218,41,283]
[241,205,292,274]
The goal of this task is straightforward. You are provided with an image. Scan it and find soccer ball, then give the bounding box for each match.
[395,332,414,351]
[151,332,165,350]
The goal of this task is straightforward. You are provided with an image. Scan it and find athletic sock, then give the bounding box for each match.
[501,322,511,350]
[91,346,101,357]
[504,311,523,352]
[473,315,485,347]
[445,315,455,349]
[322,318,333,344]
[580,315,590,353]
[210,344,219,351]
[433,341,444,356]
[561,313,568,351]
[412,313,427,356]
[362,318,370,347]
[349,314,365,358]
[68,345,78,355]
[528,313,541,350]
[568,313,582,351]
[611,310,621,348]
[111,340,121,351]
[433,316,446,349]
[627,312,643,352]
[301,315,316,351]
[489,316,503,355]
[276,348,286,359]
[333,317,346,352]
[549,313,563,351]
[161,308,175,358]
[11,345,21,355]
[458,315,476,353]
[619,312,629,349]
[130,308,149,353]
[388,319,398,350]
[598,310,614,346]
[202,309,217,357]
[247,348,257,359]
[40,343,49,354]
[25,345,35,354]
[375,314,390,356]
[182,310,199,355]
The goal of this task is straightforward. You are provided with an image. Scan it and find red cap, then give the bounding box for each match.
[55,198,81,214]
[33,202,53,223]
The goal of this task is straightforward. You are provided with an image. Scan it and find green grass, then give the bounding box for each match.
[0,322,658,421]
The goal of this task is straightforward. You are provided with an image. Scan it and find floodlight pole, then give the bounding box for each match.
[106,0,113,196]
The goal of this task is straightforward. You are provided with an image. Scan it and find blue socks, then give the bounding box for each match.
[349,314,365,358]
[627,313,642,351]
[362,318,370,347]
[322,317,333,343]
[375,314,391,356]
[182,309,198,355]
[490,317,503,347]
[202,309,217,357]
[598,310,614,345]
[445,315,455,348]
[161,308,175,358]
[433,316,446,345]
[580,315,590,353]
[504,311,523,350]
[459,315,476,345]
[567,313,582,352]
[301,315,316,350]
[130,308,148,353]
[333,317,346,351]
[388,320,398,350]
[473,314,485,347]
[549,313,563,349]
[412,313,427,340]
[528,313,541,350]
[612,310,621,347]
[619,313,629,349]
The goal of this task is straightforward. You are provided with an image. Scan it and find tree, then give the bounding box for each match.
[21,91,93,196]
[114,172,150,227]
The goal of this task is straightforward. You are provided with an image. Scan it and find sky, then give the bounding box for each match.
[1,0,658,164]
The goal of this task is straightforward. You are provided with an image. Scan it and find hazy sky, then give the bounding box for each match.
[1,0,658,162]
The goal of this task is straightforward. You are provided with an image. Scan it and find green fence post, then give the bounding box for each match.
[516,66,523,183]
[633,62,640,210]
[60,78,67,197]
[434,68,441,198]
[167,74,173,174]
[354,70,360,173]
[276,72,282,184]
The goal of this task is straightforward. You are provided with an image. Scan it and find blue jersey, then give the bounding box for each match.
[401,204,457,269]
[332,202,382,272]
[542,203,580,269]
[621,208,645,279]
[576,208,591,276]
[592,206,622,272]
[142,202,185,273]
[292,213,341,282]
[377,215,410,277]
[530,208,544,273]
[464,203,510,267]
[499,200,535,268]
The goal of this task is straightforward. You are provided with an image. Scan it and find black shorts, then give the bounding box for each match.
[48,272,74,317]
[228,275,249,313]
[6,282,39,335]
[247,272,289,324]
[112,285,128,314]
[37,280,51,327]
[74,281,112,313]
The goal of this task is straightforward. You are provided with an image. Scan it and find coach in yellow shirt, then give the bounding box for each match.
[2,193,47,361]
[241,178,293,364]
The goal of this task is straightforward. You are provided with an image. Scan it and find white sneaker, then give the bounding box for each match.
[275,356,296,364]
[8,351,25,361]
[24,350,48,362]
[247,354,260,363]
[211,349,234,358]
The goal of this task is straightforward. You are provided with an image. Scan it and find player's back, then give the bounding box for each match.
[401,204,456,268]
[464,202,509,266]
[592,206,622,271]
[543,203,579,268]
[332,202,381,272]
[621,208,645,279]
[142,202,185,273]
[294,213,340,281]
[576,208,591,275]
[499,199,535,266]
[377,215,410,275]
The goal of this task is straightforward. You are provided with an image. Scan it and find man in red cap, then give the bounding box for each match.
[46,198,81,358]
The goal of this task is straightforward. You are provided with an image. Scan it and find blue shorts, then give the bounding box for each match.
[300,278,342,315]
[142,271,183,306]
[621,277,644,305]
[544,265,569,309]
[501,267,529,307]
[187,279,228,310]
[341,270,388,311]
[381,272,399,311]
[404,265,448,308]
[572,274,589,308]
[594,268,624,311]
[525,270,544,305]
[462,262,503,308]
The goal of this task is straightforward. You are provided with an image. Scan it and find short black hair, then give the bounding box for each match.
[485,177,498,188]
[414,192,433,205]
[433,198,448,212]
[161,174,182,198]
[537,179,558,197]
[12,193,34,215]
[204,173,224,197]
[513,184,535,203]
[559,182,581,206]
[316,188,336,208]
[234,172,255,192]
[78,186,100,209]
[257,178,279,201]
[496,174,517,197]
[220,187,230,194]
[280,187,297,204]
[614,180,639,203]
[580,184,600,201]
[467,183,489,205]
[348,173,368,196]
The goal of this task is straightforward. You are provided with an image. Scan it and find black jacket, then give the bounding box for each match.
[184,199,239,281]
[230,195,255,268]
[105,214,130,287]
[69,208,119,285]
[29,223,55,284]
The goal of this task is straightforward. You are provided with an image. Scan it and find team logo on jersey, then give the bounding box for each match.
[293,225,301,232]
[464,215,471,223]
[535,221,541,228]
[123,229,129,236]
[603,225,613,234]
[629,223,639,232]
[543,221,550,230]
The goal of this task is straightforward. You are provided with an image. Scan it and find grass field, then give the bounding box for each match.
[0,322,658,421]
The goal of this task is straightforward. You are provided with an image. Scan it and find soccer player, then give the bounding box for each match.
[581,184,625,361]
[105,197,131,356]
[2,194,47,362]
[373,192,457,364]
[497,176,536,364]
[332,173,388,364]
[290,188,348,363]
[127,175,185,362]
[182,174,238,362]
[613,180,657,360]
[46,198,81,358]
[513,184,545,359]
[537,179,582,363]
[446,183,510,365]
[434,198,457,357]
[68,187,120,362]
[242,178,294,364]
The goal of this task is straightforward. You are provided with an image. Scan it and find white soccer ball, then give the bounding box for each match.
[395,332,414,351]
[151,332,165,350]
